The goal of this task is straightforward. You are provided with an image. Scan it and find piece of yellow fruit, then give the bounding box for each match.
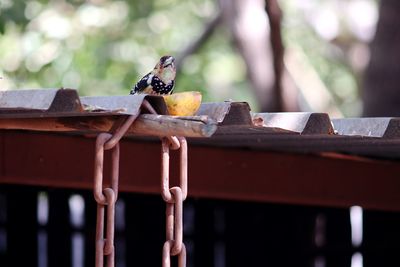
[163,91,202,116]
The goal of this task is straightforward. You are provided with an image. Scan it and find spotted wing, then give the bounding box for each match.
[130,73,152,95]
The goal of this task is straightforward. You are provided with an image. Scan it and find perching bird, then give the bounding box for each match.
[130,55,176,95]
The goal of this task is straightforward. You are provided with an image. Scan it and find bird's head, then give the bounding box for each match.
[153,55,176,84]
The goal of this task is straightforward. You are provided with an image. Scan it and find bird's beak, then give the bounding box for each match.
[163,57,175,68]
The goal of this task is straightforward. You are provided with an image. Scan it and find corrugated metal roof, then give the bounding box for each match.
[1,88,400,211]
[1,88,400,159]
[0,88,167,117]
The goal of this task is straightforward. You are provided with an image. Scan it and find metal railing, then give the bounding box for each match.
[2,186,400,266]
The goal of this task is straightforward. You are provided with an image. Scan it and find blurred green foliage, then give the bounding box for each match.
[0,0,377,115]
[281,0,378,116]
[0,0,251,105]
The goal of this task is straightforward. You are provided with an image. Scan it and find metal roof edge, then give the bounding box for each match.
[0,88,81,112]
[331,118,393,138]
[0,88,170,117]
[80,94,167,115]
[252,112,334,134]
[197,101,252,125]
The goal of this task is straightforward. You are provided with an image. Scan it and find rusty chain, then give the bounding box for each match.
[93,109,141,267]
[94,133,118,267]
[161,136,188,266]
[144,99,188,265]
[93,99,188,267]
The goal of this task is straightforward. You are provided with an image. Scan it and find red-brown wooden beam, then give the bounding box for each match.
[1,130,400,211]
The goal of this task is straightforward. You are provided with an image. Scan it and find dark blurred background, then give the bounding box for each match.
[1,0,398,117]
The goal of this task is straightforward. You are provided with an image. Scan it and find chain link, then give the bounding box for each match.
[161,137,187,202]
[94,133,119,267]
[143,99,188,265]
[93,113,139,267]
[163,241,187,267]
[161,137,188,266]
[93,99,189,267]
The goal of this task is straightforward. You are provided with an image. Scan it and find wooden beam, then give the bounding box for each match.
[0,114,217,138]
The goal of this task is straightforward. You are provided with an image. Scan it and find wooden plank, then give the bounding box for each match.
[0,114,217,138]
[1,131,400,211]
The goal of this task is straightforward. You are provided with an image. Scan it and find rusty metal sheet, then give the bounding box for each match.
[197,102,252,125]
[189,132,400,159]
[0,88,81,113]
[332,118,400,138]
[214,125,297,136]
[2,131,400,211]
[253,112,334,134]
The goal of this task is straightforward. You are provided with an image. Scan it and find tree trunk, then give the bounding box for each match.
[266,0,300,112]
[363,0,400,116]
[220,0,281,112]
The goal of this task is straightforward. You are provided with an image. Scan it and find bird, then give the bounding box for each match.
[130,55,176,95]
